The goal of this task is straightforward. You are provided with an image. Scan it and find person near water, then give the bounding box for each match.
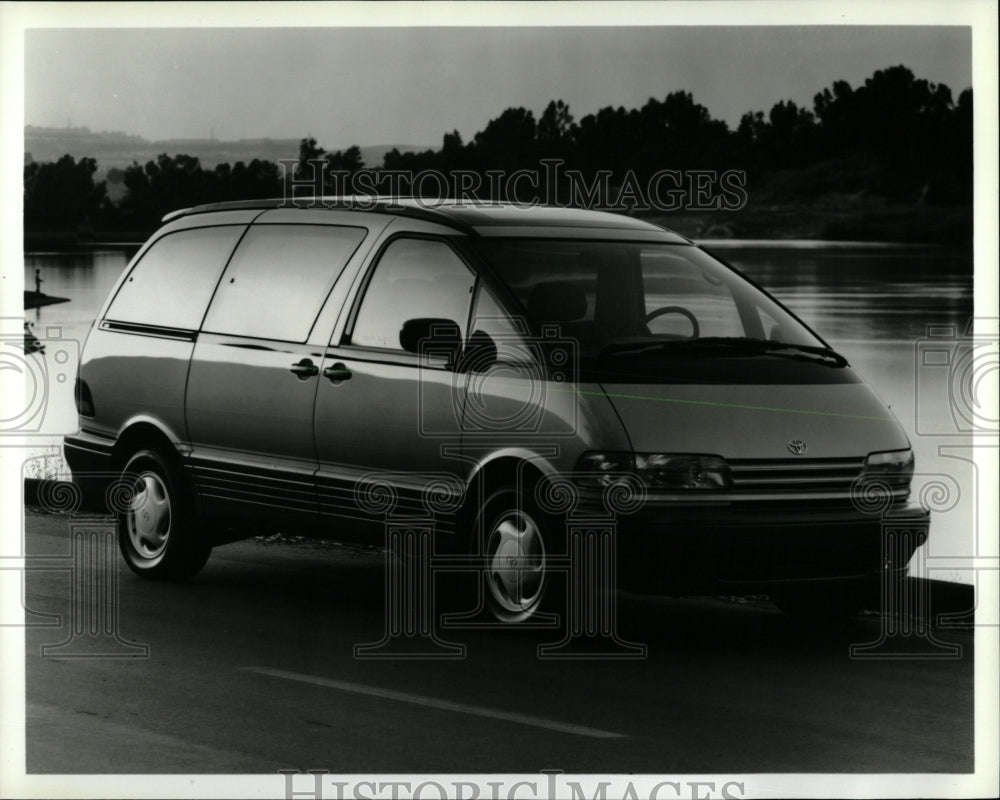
[35,268,43,295]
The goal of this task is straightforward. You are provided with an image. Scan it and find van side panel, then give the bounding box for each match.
[79,326,195,444]
[75,222,251,451]
[184,222,374,526]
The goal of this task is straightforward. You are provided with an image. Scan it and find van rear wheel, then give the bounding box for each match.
[117,448,210,580]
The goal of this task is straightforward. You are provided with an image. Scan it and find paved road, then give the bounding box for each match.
[21,509,973,775]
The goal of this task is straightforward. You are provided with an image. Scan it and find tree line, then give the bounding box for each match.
[24,65,972,233]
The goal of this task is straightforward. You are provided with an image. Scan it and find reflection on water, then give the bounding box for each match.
[706,243,972,343]
[23,242,977,582]
[24,247,140,345]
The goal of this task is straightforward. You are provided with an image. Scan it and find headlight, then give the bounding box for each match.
[635,454,732,490]
[575,452,635,487]
[861,448,914,488]
[575,452,732,490]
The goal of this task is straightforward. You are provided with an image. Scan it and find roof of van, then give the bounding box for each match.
[162,197,692,242]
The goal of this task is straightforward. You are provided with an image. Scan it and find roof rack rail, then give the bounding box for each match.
[161,196,478,234]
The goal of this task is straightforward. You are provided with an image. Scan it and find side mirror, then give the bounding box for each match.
[400,318,462,367]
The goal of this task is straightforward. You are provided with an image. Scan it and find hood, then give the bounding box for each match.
[600,380,909,459]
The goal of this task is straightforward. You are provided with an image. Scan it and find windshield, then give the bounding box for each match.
[468,239,852,385]
[472,239,825,350]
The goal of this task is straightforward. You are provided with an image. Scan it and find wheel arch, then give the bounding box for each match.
[456,453,552,551]
[110,418,185,471]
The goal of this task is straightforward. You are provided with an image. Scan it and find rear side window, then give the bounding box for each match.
[202,224,366,342]
[105,226,243,330]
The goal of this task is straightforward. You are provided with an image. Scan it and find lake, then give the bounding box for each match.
[20,241,976,582]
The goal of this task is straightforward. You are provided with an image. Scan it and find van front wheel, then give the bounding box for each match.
[117,448,210,580]
[477,487,552,624]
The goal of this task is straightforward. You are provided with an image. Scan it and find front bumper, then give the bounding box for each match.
[577,498,930,594]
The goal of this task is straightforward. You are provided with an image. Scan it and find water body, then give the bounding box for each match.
[21,241,976,582]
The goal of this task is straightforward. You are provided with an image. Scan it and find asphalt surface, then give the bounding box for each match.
[21,509,973,775]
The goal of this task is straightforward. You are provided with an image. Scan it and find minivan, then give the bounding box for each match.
[64,199,928,622]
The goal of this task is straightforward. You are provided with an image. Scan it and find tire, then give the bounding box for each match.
[475,486,554,624]
[117,447,210,580]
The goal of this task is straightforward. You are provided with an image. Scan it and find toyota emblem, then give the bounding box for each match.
[787,440,807,455]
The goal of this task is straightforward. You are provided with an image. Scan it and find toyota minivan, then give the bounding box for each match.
[64,199,928,622]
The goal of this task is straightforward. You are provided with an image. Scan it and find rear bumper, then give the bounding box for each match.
[63,431,116,509]
[599,500,930,594]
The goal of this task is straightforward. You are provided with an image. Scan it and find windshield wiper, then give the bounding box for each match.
[597,337,848,367]
[597,337,746,358]
[756,339,849,367]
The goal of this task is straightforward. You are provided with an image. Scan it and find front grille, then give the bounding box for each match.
[728,457,865,495]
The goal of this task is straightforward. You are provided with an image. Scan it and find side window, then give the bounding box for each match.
[350,238,475,350]
[757,306,784,341]
[202,225,366,342]
[105,226,244,330]
[469,285,533,364]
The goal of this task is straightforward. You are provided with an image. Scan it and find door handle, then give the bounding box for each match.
[289,358,319,379]
[323,363,352,384]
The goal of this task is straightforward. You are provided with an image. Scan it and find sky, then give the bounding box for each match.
[23,25,972,149]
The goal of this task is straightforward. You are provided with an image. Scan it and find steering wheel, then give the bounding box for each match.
[644,306,700,338]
